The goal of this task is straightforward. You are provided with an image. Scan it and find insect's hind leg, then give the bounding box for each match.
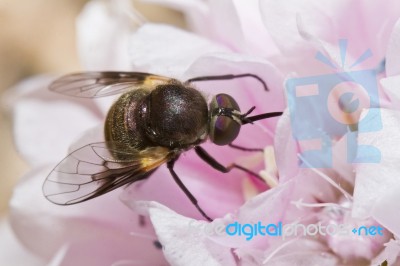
[195,146,265,182]
[167,159,213,222]
[185,73,268,91]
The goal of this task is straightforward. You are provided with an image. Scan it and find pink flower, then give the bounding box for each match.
[1,76,168,265]
[3,0,400,265]
[130,0,400,265]
[2,0,284,265]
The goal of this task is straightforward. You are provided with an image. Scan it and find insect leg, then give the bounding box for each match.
[228,143,263,152]
[186,73,268,91]
[166,160,213,222]
[195,146,264,182]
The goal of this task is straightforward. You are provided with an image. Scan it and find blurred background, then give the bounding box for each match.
[0,0,185,218]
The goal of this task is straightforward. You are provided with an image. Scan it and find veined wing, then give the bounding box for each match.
[43,142,174,205]
[49,72,172,98]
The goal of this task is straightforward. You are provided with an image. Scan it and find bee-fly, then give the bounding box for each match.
[43,72,282,221]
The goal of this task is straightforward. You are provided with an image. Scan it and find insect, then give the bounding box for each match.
[43,71,283,221]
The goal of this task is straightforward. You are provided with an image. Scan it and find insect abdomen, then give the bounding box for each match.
[104,89,150,154]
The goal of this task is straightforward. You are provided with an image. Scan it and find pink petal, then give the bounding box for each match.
[260,0,400,68]
[139,0,210,36]
[381,75,400,108]
[371,239,400,266]
[208,181,296,249]
[331,133,356,185]
[232,0,280,57]
[261,238,339,266]
[372,184,400,237]
[120,156,245,220]
[143,0,245,52]
[135,181,340,265]
[353,109,400,218]
[260,0,338,55]
[184,53,285,114]
[76,0,135,70]
[274,113,349,198]
[0,219,44,266]
[47,236,166,266]
[206,0,244,52]
[9,166,167,265]
[121,53,287,220]
[325,217,390,261]
[3,76,101,166]
[386,18,400,77]
[129,24,228,78]
[273,109,299,183]
[69,125,244,220]
[185,53,285,151]
[135,201,236,266]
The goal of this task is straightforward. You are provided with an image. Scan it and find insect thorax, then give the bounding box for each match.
[105,83,209,153]
[141,83,208,148]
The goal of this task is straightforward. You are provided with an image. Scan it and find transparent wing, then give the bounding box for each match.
[49,72,171,98]
[43,142,173,205]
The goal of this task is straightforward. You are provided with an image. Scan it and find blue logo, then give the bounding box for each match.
[224,221,384,241]
[187,220,385,241]
[286,39,382,168]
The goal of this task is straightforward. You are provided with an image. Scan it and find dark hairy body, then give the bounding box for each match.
[105,81,209,155]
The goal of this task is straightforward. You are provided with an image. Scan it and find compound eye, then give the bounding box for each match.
[209,94,241,146]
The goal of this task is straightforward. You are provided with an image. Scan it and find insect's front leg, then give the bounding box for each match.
[166,159,213,222]
[228,143,263,152]
[194,146,265,182]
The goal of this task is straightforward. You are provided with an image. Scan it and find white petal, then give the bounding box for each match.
[273,109,351,202]
[259,0,337,55]
[371,239,400,266]
[208,182,296,248]
[261,238,338,266]
[0,219,44,266]
[273,109,299,183]
[206,0,244,52]
[141,0,210,36]
[232,0,280,57]
[141,0,245,52]
[384,18,400,77]
[77,0,137,70]
[371,184,400,237]
[9,166,166,264]
[138,201,236,266]
[353,108,400,218]
[264,251,338,266]
[128,23,228,78]
[45,236,165,266]
[260,0,400,68]
[381,75,400,108]
[4,76,101,166]
[184,52,285,128]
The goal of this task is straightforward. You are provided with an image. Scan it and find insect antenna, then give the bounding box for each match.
[239,106,283,125]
